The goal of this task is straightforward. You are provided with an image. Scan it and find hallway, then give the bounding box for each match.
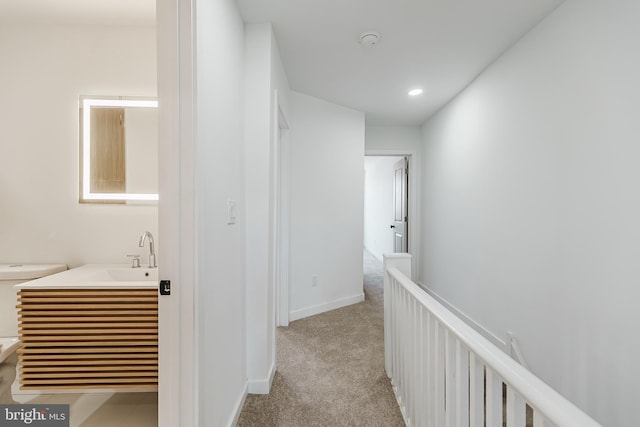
[237,251,404,426]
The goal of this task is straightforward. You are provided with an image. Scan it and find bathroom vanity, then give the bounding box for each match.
[14,265,158,392]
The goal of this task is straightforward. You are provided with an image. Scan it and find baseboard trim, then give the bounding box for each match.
[289,293,365,322]
[415,281,506,350]
[227,382,248,427]
[391,384,410,427]
[247,360,276,394]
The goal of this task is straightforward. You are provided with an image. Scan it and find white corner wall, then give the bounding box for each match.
[244,22,291,394]
[364,156,403,261]
[0,24,157,267]
[289,91,365,320]
[195,0,247,424]
[244,23,272,395]
[419,0,640,425]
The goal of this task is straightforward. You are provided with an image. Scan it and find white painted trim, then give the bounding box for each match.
[415,281,506,349]
[393,271,601,427]
[275,91,291,329]
[365,149,420,281]
[507,331,529,369]
[382,253,413,378]
[226,382,248,427]
[157,0,181,426]
[289,293,365,321]
[157,0,197,425]
[247,360,276,394]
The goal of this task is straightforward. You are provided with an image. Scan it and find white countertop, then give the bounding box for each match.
[15,264,158,289]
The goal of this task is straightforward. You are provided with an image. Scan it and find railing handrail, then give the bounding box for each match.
[387,266,602,427]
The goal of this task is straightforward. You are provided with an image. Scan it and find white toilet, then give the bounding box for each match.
[0,264,67,403]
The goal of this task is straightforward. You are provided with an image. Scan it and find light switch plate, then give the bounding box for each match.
[227,199,237,224]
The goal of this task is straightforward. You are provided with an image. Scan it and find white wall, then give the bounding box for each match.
[267,24,290,376]
[244,22,291,394]
[419,0,640,425]
[365,125,422,154]
[195,0,247,424]
[0,24,157,267]
[289,91,365,320]
[364,156,403,261]
[244,23,272,395]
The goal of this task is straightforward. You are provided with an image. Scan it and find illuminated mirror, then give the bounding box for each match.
[80,96,158,203]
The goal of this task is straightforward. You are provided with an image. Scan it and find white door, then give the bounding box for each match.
[392,157,408,253]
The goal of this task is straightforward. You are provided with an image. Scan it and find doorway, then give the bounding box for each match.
[363,151,419,281]
[364,155,408,262]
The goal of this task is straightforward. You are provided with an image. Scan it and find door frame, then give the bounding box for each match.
[365,149,420,281]
[157,0,197,425]
[274,91,291,328]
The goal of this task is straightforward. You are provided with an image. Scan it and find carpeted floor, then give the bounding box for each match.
[237,251,405,427]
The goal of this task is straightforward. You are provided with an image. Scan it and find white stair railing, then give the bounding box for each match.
[383,253,601,427]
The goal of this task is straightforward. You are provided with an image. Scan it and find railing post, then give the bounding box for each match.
[383,253,412,378]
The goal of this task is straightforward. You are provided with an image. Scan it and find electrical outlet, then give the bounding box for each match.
[312,275,318,287]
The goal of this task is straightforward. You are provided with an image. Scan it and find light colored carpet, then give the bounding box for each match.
[237,251,405,427]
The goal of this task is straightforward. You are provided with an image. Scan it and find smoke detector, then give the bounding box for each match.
[359,31,381,48]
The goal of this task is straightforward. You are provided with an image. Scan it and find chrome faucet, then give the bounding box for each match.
[138,231,157,268]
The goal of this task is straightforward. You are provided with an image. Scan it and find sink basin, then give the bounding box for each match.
[107,267,158,282]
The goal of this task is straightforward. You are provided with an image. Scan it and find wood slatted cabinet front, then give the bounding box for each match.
[17,288,158,391]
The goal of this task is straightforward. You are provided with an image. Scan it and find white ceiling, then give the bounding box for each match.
[237,0,564,125]
[0,0,564,125]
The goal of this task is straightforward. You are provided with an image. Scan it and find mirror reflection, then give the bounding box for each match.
[80,97,158,203]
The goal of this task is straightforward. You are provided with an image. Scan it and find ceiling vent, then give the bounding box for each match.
[359,31,380,48]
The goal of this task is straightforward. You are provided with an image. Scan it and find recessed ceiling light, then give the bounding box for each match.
[408,88,423,96]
